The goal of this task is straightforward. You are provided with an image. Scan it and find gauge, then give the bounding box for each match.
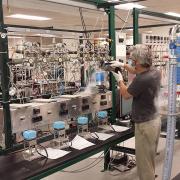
[43,58,47,63]
[58,57,63,62]
[9,87,16,96]
[29,58,34,64]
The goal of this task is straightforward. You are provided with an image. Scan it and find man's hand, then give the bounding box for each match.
[112,71,123,83]
[110,61,124,68]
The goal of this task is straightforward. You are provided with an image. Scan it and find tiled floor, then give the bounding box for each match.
[43,137,180,180]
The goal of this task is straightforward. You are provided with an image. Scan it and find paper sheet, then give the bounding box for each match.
[70,135,95,150]
[40,148,70,159]
[123,137,135,149]
[91,132,114,141]
[111,125,129,132]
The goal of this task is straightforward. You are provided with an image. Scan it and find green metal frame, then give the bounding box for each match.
[83,23,176,33]
[108,6,116,124]
[138,9,180,22]
[75,0,106,4]
[77,0,146,6]
[1,0,180,153]
[0,0,118,153]
[75,0,117,7]
[6,24,83,33]
[0,2,121,179]
[133,8,180,44]
[133,8,139,45]
[0,0,12,149]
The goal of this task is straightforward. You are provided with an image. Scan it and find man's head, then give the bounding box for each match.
[129,44,152,73]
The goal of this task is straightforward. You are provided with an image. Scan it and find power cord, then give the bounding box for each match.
[35,144,48,159]
[107,150,123,171]
[107,142,136,176]
[90,132,100,140]
[61,148,110,173]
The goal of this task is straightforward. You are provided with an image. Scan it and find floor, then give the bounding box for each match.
[43,136,180,180]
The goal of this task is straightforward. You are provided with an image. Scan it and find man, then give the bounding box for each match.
[111,44,161,180]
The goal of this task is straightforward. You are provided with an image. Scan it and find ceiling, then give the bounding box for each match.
[2,0,180,35]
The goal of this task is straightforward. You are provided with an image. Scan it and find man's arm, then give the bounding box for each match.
[119,81,132,100]
[110,61,136,74]
[124,64,137,74]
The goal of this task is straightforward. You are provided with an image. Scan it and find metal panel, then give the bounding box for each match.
[60,95,82,118]
[32,99,61,124]
[10,106,32,133]
[56,98,71,120]
[92,91,112,112]
[80,94,93,115]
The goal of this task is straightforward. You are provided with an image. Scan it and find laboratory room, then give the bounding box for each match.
[0,0,180,180]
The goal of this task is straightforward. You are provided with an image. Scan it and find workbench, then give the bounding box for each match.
[0,128,134,180]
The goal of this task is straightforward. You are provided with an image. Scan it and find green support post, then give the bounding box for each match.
[108,5,116,124]
[103,5,116,171]
[103,147,110,171]
[0,0,12,149]
[133,8,139,45]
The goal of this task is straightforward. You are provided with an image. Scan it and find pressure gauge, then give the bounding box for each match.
[29,58,34,64]
[9,87,17,96]
[43,58,47,63]
[58,57,62,62]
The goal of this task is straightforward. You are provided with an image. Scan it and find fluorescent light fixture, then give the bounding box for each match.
[115,3,146,10]
[108,0,119,2]
[165,12,180,18]
[36,33,56,37]
[6,14,51,21]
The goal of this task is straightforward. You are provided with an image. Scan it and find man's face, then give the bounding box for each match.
[132,59,141,71]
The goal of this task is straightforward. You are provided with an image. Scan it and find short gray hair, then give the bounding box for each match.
[130,44,152,68]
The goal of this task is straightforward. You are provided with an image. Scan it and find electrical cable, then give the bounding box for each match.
[90,132,99,139]
[107,141,136,176]
[107,150,122,171]
[98,14,105,38]
[79,8,88,37]
[115,14,126,23]
[119,9,132,33]
[92,16,100,32]
[61,148,110,173]
[61,157,103,173]
[35,144,49,159]
[109,124,116,132]
[79,7,92,48]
